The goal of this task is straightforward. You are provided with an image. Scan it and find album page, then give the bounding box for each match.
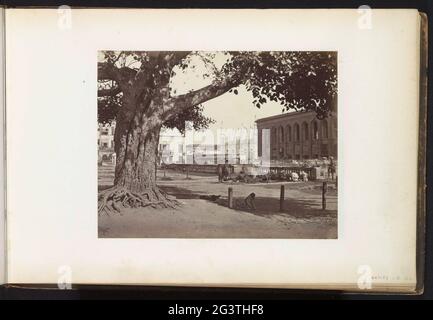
[5,8,421,291]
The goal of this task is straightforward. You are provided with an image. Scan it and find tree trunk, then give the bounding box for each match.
[115,124,159,192]
[114,117,160,193]
[98,96,179,215]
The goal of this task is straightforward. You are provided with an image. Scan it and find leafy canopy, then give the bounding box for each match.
[97,51,337,131]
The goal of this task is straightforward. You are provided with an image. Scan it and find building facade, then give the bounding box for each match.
[158,128,186,164]
[97,122,260,165]
[256,111,337,160]
[158,127,258,165]
[98,121,116,164]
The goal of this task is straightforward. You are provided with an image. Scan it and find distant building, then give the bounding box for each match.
[98,121,116,163]
[97,122,259,165]
[159,128,186,164]
[158,127,258,165]
[256,111,337,160]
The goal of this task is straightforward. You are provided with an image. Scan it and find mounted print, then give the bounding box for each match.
[97,51,338,238]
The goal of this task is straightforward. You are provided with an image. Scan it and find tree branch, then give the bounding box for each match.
[98,85,122,97]
[98,62,120,81]
[132,51,193,102]
[162,76,240,121]
[168,51,191,68]
[98,62,137,84]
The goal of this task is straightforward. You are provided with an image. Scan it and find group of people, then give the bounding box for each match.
[288,170,309,182]
[216,160,336,183]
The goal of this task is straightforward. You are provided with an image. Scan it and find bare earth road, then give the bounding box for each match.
[98,165,337,239]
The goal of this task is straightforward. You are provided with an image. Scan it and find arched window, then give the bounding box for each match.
[302,122,309,141]
[286,125,292,142]
[322,120,329,139]
[312,121,319,140]
[294,123,300,142]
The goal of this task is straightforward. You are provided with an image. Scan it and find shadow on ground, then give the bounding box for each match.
[259,181,338,196]
[98,184,207,200]
[214,196,337,219]
[98,184,336,220]
[159,185,206,199]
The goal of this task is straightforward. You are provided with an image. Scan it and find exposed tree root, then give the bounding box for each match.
[98,186,180,216]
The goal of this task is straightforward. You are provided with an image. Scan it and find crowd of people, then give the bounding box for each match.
[217,157,337,184]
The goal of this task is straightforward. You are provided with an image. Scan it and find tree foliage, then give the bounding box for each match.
[97,51,337,128]
[230,51,338,119]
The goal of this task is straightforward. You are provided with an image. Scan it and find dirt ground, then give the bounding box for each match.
[98,165,338,239]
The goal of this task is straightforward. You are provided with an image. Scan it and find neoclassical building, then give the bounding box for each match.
[256,111,337,160]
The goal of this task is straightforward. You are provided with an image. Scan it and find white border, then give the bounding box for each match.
[5,9,419,290]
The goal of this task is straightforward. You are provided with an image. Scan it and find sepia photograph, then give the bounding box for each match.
[97,51,338,238]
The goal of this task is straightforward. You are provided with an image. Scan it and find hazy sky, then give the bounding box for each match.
[199,86,287,130]
[169,52,289,131]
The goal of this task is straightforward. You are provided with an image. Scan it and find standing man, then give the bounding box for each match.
[222,160,230,181]
[328,156,336,180]
[217,163,223,183]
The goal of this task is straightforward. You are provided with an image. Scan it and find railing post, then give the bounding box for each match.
[280,185,285,212]
[322,181,327,210]
[228,187,233,209]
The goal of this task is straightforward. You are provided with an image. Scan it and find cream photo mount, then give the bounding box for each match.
[3,8,425,291]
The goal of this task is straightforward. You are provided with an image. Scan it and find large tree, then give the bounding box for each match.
[97,51,337,214]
